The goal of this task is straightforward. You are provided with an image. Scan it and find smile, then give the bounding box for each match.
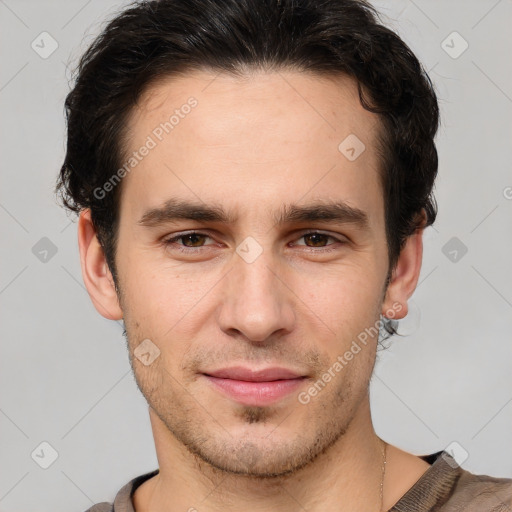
[201,366,309,406]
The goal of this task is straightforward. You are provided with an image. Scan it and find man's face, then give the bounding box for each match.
[114,70,391,476]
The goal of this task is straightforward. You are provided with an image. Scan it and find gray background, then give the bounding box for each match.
[1,0,511,510]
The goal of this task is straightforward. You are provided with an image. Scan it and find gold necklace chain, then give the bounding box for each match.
[379,439,388,512]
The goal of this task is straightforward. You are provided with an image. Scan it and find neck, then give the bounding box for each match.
[135,398,389,512]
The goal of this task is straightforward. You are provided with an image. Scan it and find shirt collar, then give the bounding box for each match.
[111,451,461,511]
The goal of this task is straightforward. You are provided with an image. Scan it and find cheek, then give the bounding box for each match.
[300,264,384,331]
[120,257,221,342]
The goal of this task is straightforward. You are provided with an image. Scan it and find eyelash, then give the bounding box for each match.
[162,230,345,253]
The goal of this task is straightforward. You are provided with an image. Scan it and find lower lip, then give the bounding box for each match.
[203,375,307,406]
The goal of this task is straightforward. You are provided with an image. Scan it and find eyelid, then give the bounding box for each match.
[163,230,217,247]
[292,230,346,246]
[162,229,347,250]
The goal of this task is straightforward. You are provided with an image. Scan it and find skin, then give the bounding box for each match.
[78,69,431,511]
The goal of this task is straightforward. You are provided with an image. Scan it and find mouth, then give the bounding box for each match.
[201,366,309,406]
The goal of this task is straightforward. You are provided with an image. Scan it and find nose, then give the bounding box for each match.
[217,248,296,343]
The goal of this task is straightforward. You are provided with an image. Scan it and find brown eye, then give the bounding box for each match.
[179,233,208,247]
[303,233,332,247]
[294,231,342,249]
[163,232,214,251]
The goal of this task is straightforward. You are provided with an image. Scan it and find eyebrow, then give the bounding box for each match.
[137,198,369,230]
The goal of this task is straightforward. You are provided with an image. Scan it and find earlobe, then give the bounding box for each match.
[382,223,425,321]
[77,209,123,320]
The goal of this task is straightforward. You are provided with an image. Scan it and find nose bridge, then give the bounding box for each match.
[236,244,278,299]
[218,241,295,341]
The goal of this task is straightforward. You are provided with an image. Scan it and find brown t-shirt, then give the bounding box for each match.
[84,451,512,512]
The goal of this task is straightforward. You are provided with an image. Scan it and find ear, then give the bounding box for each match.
[381,215,425,320]
[77,209,123,320]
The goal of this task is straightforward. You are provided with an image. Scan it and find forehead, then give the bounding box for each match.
[119,69,383,226]
[129,68,380,144]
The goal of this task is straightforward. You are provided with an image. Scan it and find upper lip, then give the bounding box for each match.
[203,366,306,382]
